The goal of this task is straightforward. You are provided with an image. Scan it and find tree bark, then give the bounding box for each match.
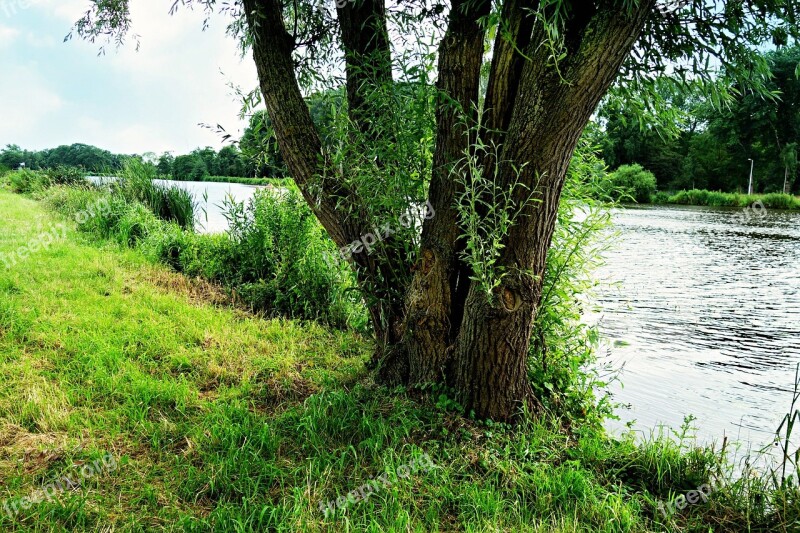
[451,3,656,421]
[396,0,491,386]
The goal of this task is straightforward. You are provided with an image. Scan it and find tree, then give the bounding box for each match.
[157,152,175,176]
[239,110,288,177]
[192,147,218,176]
[73,1,800,421]
[601,45,800,193]
[0,145,25,169]
[172,154,208,181]
[216,145,247,177]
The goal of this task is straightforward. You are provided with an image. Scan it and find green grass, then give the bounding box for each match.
[0,186,797,531]
[654,189,800,210]
[166,175,293,187]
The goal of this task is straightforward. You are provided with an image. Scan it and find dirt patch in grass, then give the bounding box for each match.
[0,424,71,475]
[136,267,231,308]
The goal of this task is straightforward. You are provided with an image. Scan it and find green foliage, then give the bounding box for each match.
[666,189,800,209]
[605,164,658,203]
[530,139,616,428]
[112,160,197,229]
[186,187,365,328]
[171,154,209,181]
[2,189,799,531]
[37,181,365,330]
[453,126,537,300]
[602,46,800,194]
[44,165,87,186]
[0,143,123,172]
[8,169,50,194]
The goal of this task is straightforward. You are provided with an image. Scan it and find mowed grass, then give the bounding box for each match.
[0,190,372,530]
[1,188,787,532]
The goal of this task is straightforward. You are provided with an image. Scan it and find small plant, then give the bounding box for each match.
[113,159,197,230]
[8,169,48,194]
[453,122,538,300]
[44,166,86,186]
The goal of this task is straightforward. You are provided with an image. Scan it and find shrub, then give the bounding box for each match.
[212,188,365,328]
[606,164,658,203]
[530,143,617,427]
[8,169,49,194]
[667,190,800,209]
[760,192,800,210]
[44,166,86,186]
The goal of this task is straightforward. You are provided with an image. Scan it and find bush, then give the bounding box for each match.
[605,164,657,203]
[8,169,49,194]
[667,190,800,209]
[530,142,616,428]
[205,188,364,328]
[760,192,800,210]
[44,166,86,186]
[651,191,671,204]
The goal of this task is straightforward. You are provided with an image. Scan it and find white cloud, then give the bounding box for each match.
[0,24,20,46]
[0,64,62,141]
[4,0,259,154]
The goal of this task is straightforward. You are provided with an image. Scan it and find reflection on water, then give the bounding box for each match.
[594,205,800,453]
[152,179,265,234]
[88,177,266,234]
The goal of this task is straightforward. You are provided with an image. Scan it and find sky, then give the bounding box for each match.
[0,0,260,156]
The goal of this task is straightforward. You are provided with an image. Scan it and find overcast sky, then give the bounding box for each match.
[0,0,259,155]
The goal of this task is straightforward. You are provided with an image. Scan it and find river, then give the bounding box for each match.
[156,179,800,456]
[594,205,800,460]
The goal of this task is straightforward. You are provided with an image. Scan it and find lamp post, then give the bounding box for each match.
[747,158,754,195]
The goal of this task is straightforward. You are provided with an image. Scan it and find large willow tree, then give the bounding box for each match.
[74,0,799,420]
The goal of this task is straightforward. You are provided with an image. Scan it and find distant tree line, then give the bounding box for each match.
[0,143,124,173]
[0,89,346,183]
[599,46,800,195]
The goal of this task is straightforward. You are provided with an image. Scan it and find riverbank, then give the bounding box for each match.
[1,180,798,530]
[163,174,291,187]
[652,189,800,210]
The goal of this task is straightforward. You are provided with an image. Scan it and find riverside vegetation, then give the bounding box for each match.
[1,161,799,532]
[601,164,800,209]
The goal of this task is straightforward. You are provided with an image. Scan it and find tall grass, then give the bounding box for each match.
[148,188,367,329]
[113,160,197,230]
[666,189,800,209]
[36,182,366,329]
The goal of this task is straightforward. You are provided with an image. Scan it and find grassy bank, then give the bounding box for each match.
[1,181,799,530]
[165,175,293,187]
[652,189,800,210]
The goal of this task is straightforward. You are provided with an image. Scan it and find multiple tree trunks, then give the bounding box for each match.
[243,0,656,421]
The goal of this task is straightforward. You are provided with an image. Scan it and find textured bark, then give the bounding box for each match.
[337,0,392,133]
[397,0,491,385]
[451,3,656,421]
[244,0,401,345]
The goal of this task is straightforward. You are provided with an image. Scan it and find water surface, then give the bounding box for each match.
[594,205,800,455]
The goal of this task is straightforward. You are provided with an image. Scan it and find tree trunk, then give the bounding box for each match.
[397,0,491,385]
[447,4,655,420]
[244,0,656,422]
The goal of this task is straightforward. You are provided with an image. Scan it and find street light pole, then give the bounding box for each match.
[747,158,754,195]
